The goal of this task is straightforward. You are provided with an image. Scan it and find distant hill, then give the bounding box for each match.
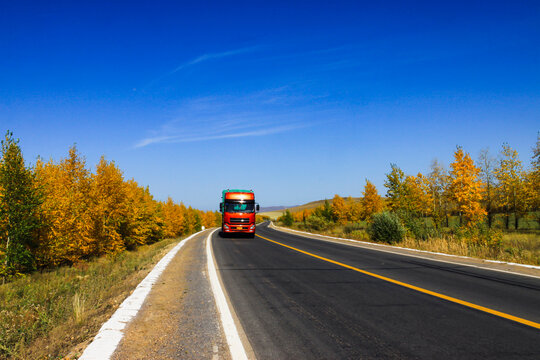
[259,197,361,220]
[259,205,297,212]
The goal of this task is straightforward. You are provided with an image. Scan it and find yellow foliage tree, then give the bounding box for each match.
[361,180,382,220]
[331,194,348,224]
[161,197,186,238]
[201,210,220,228]
[89,157,126,256]
[494,144,527,229]
[346,196,361,222]
[403,173,433,216]
[448,147,486,226]
[122,180,163,248]
[35,146,94,265]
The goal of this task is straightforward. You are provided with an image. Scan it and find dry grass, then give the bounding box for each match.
[0,235,186,360]
[400,233,540,265]
[72,292,86,325]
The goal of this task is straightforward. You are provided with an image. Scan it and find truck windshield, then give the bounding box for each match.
[224,202,255,213]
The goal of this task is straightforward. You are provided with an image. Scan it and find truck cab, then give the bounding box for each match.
[220,189,259,237]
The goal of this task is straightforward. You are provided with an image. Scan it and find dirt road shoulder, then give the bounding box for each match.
[112,230,231,360]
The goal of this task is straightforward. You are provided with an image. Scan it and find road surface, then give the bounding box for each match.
[212,222,540,359]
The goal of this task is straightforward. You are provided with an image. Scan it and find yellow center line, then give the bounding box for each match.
[256,233,540,330]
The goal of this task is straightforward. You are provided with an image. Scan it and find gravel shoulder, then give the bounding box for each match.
[112,230,231,360]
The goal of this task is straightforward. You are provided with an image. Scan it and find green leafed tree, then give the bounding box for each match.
[384,163,407,211]
[494,143,527,229]
[279,210,294,226]
[0,131,43,280]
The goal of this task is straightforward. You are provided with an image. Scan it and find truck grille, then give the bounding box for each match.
[230,218,250,223]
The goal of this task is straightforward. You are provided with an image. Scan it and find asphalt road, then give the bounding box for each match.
[212,222,540,359]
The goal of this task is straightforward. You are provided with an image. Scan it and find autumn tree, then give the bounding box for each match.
[36,145,94,265]
[122,180,163,248]
[448,147,486,226]
[346,196,361,222]
[428,159,450,227]
[185,206,202,233]
[494,144,527,229]
[161,197,186,238]
[89,157,127,256]
[0,132,43,279]
[403,173,432,216]
[361,180,382,220]
[201,210,220,228]
[331,194,348,224]
[477,148,497,228]
[301,209,313,223]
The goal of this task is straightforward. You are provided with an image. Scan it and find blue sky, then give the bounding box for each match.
[1,1,539,210]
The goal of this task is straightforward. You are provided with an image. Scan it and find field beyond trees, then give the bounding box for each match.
[274,136,540,266]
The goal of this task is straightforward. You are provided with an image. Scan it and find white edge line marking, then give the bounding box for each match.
[268,222,540,279]
[206,229,249,360]
[79,230,204,360]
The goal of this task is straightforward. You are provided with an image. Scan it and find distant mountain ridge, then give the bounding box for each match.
[259,205,298,212]
[259,197,362,219]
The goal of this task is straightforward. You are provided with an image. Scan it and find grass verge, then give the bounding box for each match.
[278,222,540,266]
[0,235,188,360]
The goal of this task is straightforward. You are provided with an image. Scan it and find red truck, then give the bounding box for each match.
[220,189,259,237]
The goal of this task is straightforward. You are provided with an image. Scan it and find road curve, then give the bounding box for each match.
[211,222,540,359]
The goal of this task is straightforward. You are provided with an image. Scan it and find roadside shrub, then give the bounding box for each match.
[349,230,369,241]
[278,210,294,226]
[368,212,405,244]
[397,211,438,240]
[305,214,331,231]
[343,222,365,234]
[455,223,503,249]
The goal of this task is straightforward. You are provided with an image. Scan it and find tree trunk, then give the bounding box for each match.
[515,212,519,230]
[505,211,510,230]
[4,235,9,268]
[486,197,492,228]
[4,235,10,283]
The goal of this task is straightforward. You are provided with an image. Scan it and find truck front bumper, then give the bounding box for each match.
[222,224,256,233]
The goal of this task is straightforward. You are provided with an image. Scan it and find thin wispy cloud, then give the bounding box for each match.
[144,46,260,88]
[136,124,301,148]
[169,46,259,74]
[134,88,325,148]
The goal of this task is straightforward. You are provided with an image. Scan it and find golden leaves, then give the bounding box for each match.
[448,147,486,226]
[31,145,213,267]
